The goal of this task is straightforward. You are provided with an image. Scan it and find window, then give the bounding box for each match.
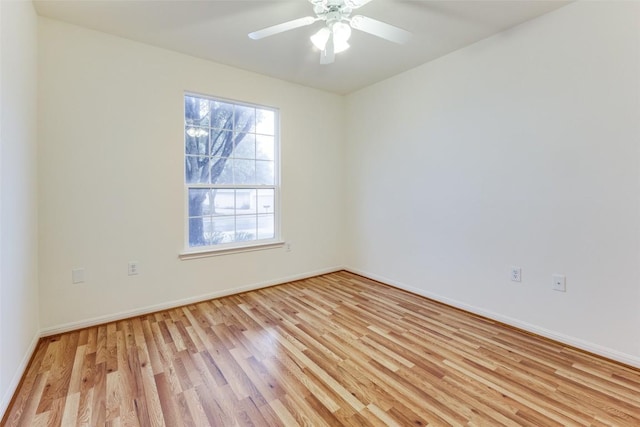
[184,93,279,253]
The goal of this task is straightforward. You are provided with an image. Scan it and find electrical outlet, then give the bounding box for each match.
[510,267,522,282]
[128,261,140,276]
[552,274,566,292]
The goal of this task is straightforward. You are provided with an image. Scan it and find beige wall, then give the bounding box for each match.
[345,1,640,365]
[37,18,345,331]
[0,0,40,415]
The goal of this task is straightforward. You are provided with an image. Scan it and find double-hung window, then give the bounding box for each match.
[184,93,279,254]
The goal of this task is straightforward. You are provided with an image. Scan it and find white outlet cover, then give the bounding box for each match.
[128,261,140,276]
[510,267,522,282]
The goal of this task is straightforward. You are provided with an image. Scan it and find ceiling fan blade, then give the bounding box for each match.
[350,15,411,44]
[248,16,317,40]
[320,38,335,65]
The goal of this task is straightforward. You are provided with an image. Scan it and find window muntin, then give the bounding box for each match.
[184,94,279,251]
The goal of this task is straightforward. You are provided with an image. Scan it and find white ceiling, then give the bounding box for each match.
[33,0,571,94]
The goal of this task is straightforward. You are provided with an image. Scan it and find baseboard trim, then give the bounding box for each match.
[0,331,40,421]
[344,266,640,370]
[40,266,343,337]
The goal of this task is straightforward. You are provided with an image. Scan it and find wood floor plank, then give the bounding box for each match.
[90,361,107,427]
[4,271,640,426]
[180,388,209,427]
[105,372,121,423]
[60,392,80,427]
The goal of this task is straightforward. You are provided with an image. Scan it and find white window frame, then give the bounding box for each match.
[180,92,282,259]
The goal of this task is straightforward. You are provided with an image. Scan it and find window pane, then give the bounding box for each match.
[202,216,215,240]
[210,217,235,243]
[210,101,234,129]
[236,216,257,242]
[257,189,274,214]
[234,159,256,184]
[185,130,208,155]
[188,189,213,217]
[210,129,233,157]
[256,135,274,160]
[236,189,256,215]
[234,133,255,159]
[185,96,210,126]
[211,189,235,216]
[256,109,275,135]
[210,157,233,184]
[256,160,274,185]
[185,155,210,184]
[258,214,274,239]
[189,217,208,247]
[234,105,256,133]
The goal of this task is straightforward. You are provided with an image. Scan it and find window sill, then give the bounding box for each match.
[179,240,285,260]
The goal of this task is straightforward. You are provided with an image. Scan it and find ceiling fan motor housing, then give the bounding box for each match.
[312,1,353,25]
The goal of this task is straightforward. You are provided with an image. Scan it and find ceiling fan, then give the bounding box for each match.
[248,0,411,64]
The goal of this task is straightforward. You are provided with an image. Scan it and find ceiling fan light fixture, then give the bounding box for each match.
[311,27,331,50]
[333,39,350,53]
[332,21,352,44]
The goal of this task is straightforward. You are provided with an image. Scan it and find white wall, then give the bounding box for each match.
[0,0,40,415]
[38,18,345,331]
[345,1,640,366]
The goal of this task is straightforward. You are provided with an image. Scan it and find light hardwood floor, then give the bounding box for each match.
[3,271,640,426]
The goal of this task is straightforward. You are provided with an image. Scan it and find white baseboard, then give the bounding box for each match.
[0,331,40,420]
[40,266,344,337]
[344,266,640,369]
